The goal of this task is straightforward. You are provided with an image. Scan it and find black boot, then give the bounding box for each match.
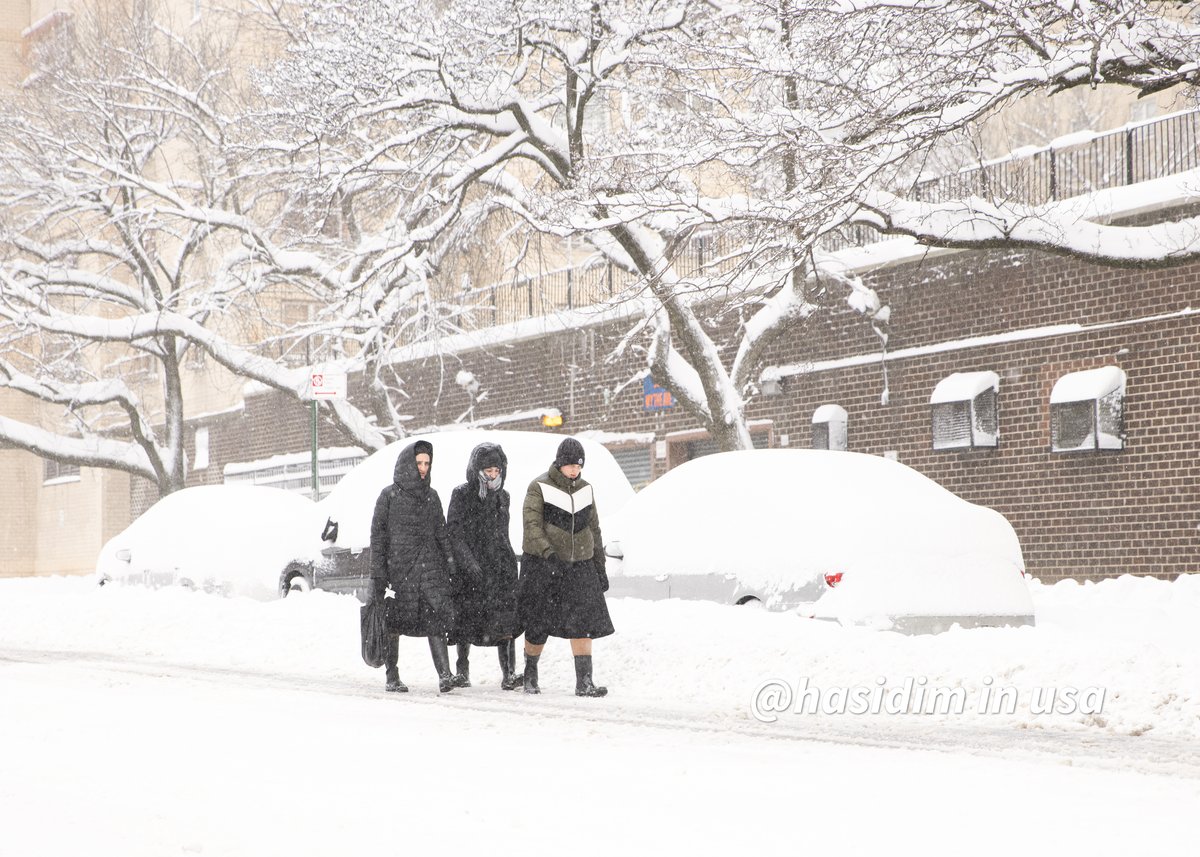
[499,639,524,691]
[384,634,407,693]
[428,636,455,693]
[523,651,541,694]
[453,642,471,688]
[574,655,608,698]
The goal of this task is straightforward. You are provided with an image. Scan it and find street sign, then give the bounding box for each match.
[307,371,346,501]
[643,376,674,411]
[309,371,347,400]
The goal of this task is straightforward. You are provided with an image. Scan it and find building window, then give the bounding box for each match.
[193,427,210,471]
[1050,367,1126,452]
[811,404,848,451]
[608,444,653,491]
[184,344,207,371]
[280,300,319,366]
[930,371,999,450]
[43,458,80,485]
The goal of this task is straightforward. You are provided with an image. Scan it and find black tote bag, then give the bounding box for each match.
[360,599,387,668]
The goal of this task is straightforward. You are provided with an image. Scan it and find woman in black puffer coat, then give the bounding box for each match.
[446,442,524,690]
[369,440,458,694]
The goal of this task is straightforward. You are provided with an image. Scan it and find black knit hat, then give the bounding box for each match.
[478,447,503,470]
[554,437,585,469]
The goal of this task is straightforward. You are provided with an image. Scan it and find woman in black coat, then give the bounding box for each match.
[369,440,458,694]
[446,442,523,690]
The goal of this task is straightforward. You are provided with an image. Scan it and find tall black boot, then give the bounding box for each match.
[428,636,455,693]
[523,651,541,694]
[499,639,524,691]
[574,655,608,698]
[453,642,472,688]
[384,634,407,693]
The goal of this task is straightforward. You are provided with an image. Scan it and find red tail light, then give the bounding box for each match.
[824,572,843,588]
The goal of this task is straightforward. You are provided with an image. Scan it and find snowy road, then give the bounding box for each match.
[6,643,1199,781]
[1,577,1198,856]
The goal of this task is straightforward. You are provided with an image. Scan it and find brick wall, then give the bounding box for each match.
[747,246,1200,582]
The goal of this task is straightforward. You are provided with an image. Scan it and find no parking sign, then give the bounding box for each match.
[308,371,347,399]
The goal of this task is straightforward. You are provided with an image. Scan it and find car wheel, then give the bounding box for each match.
[284,572,312,596]
[736,595,763,608]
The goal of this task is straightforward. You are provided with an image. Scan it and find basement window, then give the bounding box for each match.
[811,404,848,451]
[930,371,999,450]
[1050,367,1126,452]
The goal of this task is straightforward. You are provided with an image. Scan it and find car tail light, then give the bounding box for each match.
[824,572,843,588]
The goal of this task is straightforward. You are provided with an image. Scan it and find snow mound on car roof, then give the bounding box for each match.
[95,485,325,600]
[610,449,1030,619]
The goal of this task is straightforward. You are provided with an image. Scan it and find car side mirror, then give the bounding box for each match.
[115,548,132,563]
[321,518,339,543]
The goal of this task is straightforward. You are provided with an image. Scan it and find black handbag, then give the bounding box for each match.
[360,599,387,668]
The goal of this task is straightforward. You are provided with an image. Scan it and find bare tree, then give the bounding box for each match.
[769,0,1200,262]
[255,0,1197,451]
[9,0,1193,488]
[0,1,401,493]
[249,0,878,451]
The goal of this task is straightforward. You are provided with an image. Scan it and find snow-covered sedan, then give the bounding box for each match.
[604,449,1034,633]
[281,430,636,599]
[95,485,326,600]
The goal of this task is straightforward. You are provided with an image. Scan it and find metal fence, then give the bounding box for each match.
[911,109,1199,206]
[454,109,1199,325]
[820,109,1199,252]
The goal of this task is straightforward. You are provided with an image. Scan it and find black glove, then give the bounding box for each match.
[596,566,610,593]
[372,577,386,604]
[544,552,565,577]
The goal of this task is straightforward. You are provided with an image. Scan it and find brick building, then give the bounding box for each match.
[179,212,1200,583]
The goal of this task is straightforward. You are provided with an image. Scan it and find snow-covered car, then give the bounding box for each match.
[95,485,326,600]
[605,449,1034,633]
[282,430,636,599]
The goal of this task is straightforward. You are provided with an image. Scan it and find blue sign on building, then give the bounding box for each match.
[643,376,674,411]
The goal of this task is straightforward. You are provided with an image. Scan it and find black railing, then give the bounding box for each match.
[913,109,1199,205]
[450,109,1199,327]
[824,109,1199,251]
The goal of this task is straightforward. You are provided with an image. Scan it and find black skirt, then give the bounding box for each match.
[449,572,522,646]
[518,554,615,641]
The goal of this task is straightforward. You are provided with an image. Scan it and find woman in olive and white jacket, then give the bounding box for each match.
[517,437,613,697]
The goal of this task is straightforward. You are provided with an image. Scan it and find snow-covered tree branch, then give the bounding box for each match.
[0,1,404,493]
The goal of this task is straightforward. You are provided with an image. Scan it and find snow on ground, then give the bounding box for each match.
[1,574,1198,855]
